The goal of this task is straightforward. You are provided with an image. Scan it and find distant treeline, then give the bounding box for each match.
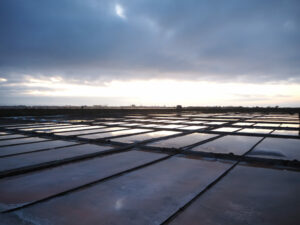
[0,106,299,117]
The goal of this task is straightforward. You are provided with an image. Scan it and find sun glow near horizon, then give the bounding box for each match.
[4,76,300,107]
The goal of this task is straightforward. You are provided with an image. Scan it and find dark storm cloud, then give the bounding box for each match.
[0,0,299,83]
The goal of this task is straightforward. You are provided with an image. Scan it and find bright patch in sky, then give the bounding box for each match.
[115,4,126,19]
[3,76,299,106]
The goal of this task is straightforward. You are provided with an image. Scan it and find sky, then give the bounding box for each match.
[0,0,299,106]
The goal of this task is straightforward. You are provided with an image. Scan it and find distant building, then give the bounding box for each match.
[176,105,182,111]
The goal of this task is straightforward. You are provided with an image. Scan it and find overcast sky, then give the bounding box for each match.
[0,0,299,106]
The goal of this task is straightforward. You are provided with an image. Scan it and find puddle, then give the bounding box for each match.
[112,131,180,144]
[0,140,77,157]
[280,124,299,128]
[0,137,48,147]
[0,134,26,140]
[205,122,226,125]
[146,133,217,149]
[56,127,126,136]
[179,126,207,130]
[248,138,300,160]
[20,124,74,132]
[254,123,281,127]
[137,124,159,128]
[80,129,152,140]
[50,126,106,133]
[233,122,254,126]
[0,144,113,174]
[247,149,285,157]
[238,128,273,134]
[272,130,299,136]
[156,124,186,129]
[212,127,240,132]
[191,135,261,155]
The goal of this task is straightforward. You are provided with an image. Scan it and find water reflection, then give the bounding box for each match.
[248,138,300,161]
[191,135,261,155]
[146,133,216,149]
[112,131,180,143]
[80,128,152,140]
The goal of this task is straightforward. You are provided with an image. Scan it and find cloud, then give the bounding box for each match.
[0,0,299,84]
